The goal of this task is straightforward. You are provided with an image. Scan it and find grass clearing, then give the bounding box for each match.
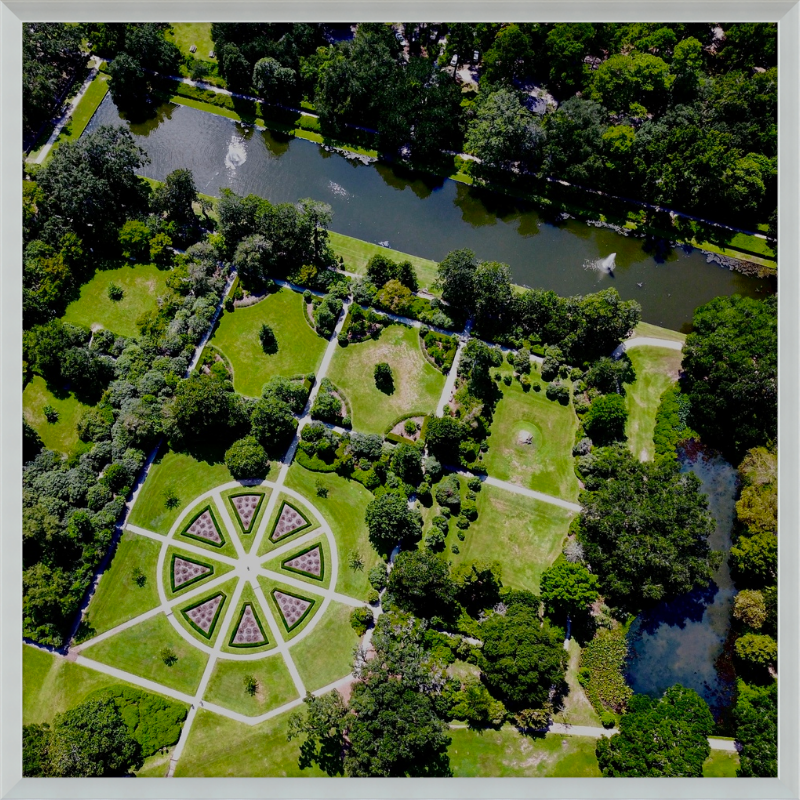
[291,601,359,692]
[552,638,602,727]
[127,446,234,535]
[284,464,380,600]
[204,654,297,716]
[62,263,169,338]
[174,708,325,777]
[624,346,683,461]
[327,323,445,435]
[484,364,580,501]
[448,728,601,777]
[446,483,574,593]
[211,287,327,397]
[702,749,740,777]
[328,230,439,293]
[80,612,209,696]
[84,531,162,635]
[135,748,173,778]
[632,321,687,343]
[23,376,91,456]
[166,23,216,63]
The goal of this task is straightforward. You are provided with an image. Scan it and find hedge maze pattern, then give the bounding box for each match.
[181,505,225,548]
[272,589,314,631]
[170,553,214,593]
[229,603,269,648]
[229,493,264,534]
[181,593,226,639]
[270,501,311,542]
[282,544,324,580]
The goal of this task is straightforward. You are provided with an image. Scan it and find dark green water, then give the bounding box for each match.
[86,94,773,330]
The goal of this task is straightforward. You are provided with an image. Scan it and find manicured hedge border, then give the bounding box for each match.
[180,504,226,549]
[169,551,215,594]
[270,587,316,632]
[180,591,228,640]
[281,542,326,582]
[384,410,428,446]
[227,491,265,535]
[227,601,270,648]
[269,500,312,542]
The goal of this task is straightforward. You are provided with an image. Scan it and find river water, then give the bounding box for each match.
[625,449,738,718]
[85,94,772,330]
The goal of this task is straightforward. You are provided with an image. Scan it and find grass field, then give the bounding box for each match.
[624,346,683,461]
[127,447,234,535]
[702,748,740,777]
[80,613,209,696]
[204,654,297,716]
[291,601,359,692]
[284,464,380,600]
[23,375,91,456]
[448,728,602,777]
[447,483,574,594]
[211,287,327,397]
[49,71,110,152]
[174,708,326,777]
[552,639,602,728]
[632,321,687,343]
[84,531,162,635]
[327,323,445,435]
[483,364,580,501]
[166,22,216,64]
[62,263,169,338]
[328,230,440,293]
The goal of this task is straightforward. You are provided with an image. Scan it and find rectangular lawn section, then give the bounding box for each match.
[624,346,683,461]
[23,375,91,456]
[702,749,740,777]
[174,708,326,777]
[284,464,380,600]
[210,287,327,397]
[290,601,359,692]
[448,483,574,594]
[127,447,234,535]
[80,612,209,696]
[328,230,439,293]
[448,728,601,777]
[62,263,169,339]
[483,365,580,502]
[326,323,445,435]
[166,23,217,65]
[84,531,162,636]
[204,654,297,716]
[552,639,603,728]
[50,71,110,151]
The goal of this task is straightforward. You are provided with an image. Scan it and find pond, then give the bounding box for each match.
[625,448,739,719]
[85,93,773,331]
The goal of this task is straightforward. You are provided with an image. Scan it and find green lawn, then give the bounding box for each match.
[327,323,445,435]
[174,708,326,777]
[84,531,162,636]
[483,364,580,501]
[62,263,169,338]
[448,728,602,777]
[127,447,234,535]
[50,72,110,151]
[703,748,740,777]
[204,654,297,716]
[284,464,380,600]
[328,230,440,293]
[447,483,574,594]
[136,749,173,778]
[211,287,327,397]
[291,602,359,692]
[632,321,687,343]
[166,22,216,64]
[552,638,602,728]
[23,375,91,456]
[624,346,683,461]
[80,612,209,696]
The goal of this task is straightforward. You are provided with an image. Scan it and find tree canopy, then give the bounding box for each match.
[364,492,421,548]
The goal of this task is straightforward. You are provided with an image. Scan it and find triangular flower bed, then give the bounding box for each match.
[170,553,214,593]
[269,501,311,542]
[181,592,227,639]
[282,544,324,581]
[272,588,315,632]
[228,492,264,535]
[228,602,269,648]
[180,505,225,548]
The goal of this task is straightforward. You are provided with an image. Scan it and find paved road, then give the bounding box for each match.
[436,321,472,416]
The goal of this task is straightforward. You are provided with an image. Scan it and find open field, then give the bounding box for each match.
[84,531,162,635]
[204,654,297,716]
[624,346,683,461]
[166,23,215,64]
[327,323,445,435]
[62,263,169,338]
[80,613,209,696]
[211,287,327,397]
[23,376,91,456]
[448,728,602,777]
[127,447,234,535]
[484,364,580,501]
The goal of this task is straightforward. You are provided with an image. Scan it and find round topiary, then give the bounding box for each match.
[224,436,270,479]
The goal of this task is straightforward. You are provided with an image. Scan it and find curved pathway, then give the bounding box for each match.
[612,336,684,359]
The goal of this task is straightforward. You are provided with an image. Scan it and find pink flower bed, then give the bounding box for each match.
[232,494,260,531]
[186,510,222,544]
[284,546,322,577]
[274,591,311,628]
[173,557,210,588]
[231,604,266,646]
[186,595,222,633]
[271,504,307,541]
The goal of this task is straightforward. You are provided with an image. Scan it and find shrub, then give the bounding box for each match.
[735,633,777,668]
[546,380,570,404]
[457,530,466,540]
[350,607,373,636]
[258,322,278,354]
[503,374,512,386]
[519,375,531,391]
[43,405,59,423]
[160,647,177,667]
[584,393,628,445]
[455,516,470,530]
[348,550,365,571]
[432,515,449,533]
[368,564,388,591]
[452,543,460,553]
[435,475,461,510]
[600,711,616,728]
[132,567,146,588]
[733,590,767,630]
[425,528,447,551]
[107,283,124,301]
[467,476,482,492]
[315,479,329,498]
[461,499,478,521]
[337,333,349,347]
[311,390,343,423]
[374,362,394,394]
[533,383,541,392]
[224,436,270,480]
[404,419,418,435]
[244,675,258,696]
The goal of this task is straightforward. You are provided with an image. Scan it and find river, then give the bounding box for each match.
[85,93,773,331]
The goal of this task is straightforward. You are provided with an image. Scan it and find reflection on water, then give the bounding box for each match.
[626,450,739,717]
[84,93,773,329]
